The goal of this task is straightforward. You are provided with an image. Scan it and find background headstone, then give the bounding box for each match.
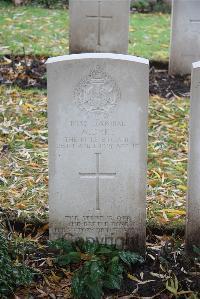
[186,61,200,253]
[47,53,149,254]
[69,0,130,54]
[169,0,200,75]
[12,0,25,5]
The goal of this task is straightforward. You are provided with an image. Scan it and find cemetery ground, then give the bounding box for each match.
[0,2,170,60]
[0,3,199,299]
[2,85,200,298]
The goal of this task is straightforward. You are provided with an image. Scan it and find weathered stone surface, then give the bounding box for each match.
[47,53,149,253]
[169,0,200,75]
[69,0,130,54]
[186,61,200,253]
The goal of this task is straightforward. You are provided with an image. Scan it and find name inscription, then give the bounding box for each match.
[56,120,139,151]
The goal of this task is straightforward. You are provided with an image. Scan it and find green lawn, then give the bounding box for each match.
[0,3,170,61]
[129,13,170,61]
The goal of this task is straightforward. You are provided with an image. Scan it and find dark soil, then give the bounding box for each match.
[0,55,47,89]
[0,55,191,99]
[149,61,191,99]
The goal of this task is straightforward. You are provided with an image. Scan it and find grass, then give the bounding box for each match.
[148,95,188,228]
[0,86,188,227]
[129,13,170,61]
[0,86,48,221]
[0,3,170,61]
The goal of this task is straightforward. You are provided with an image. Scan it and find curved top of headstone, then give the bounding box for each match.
[46,53,149,65]
[193,61,200,69]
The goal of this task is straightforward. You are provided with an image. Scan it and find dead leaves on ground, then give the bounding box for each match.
[148,95,189,227]
[0,86,48,220]
[0,55,47,89]
[0,86,189,228]
[0,85,198,297]
[0,5,68,56]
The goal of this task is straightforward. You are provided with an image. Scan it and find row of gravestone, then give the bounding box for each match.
[46,0,200,255]
[69,0,200,76]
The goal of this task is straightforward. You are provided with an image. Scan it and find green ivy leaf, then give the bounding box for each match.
[72,270,85,298]
[193,245,200,256]
[109,256,124,276]
[49,239,75,253]
[89,259,105,282]
[103,273,122,290]
[119,251,144,267]
[86,280,103,299]
[57,252,81,266]
[82,241,99,254]
[96,246,114,255]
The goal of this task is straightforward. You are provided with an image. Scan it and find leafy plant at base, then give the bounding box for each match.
[0,230,34,297]
[50,239,144,299]
[49,238,81,265]
[193,245,200,259]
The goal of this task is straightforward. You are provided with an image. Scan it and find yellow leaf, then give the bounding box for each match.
[162,209,186,216]
[37,223,49,235]
[177,185,187,191]
[149,179,158,187]
[16,203,26,209]
[127,273,141,283]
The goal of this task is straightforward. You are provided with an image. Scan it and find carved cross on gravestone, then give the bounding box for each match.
[69,0,130,54]
[189,18,200,33]
[86,1,112,48]
[79,153,116,210]
[190,19,200,23]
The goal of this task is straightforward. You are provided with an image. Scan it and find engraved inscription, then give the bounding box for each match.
[189,18,200,33]
[62,136,130,150]
[79,153,116,210]
[74,65,121,114]
[57,215,136,235]
[52,215,140,248]
[56,119,140,151]
[86,0,113,48]
[64,215,133,229]
[190,19,200,24]
[195,80,200,89]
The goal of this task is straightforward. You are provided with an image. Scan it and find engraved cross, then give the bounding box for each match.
[189,18,200,33]
[79,153,116,211]
[190,19,200,24]
[86,1,112,47]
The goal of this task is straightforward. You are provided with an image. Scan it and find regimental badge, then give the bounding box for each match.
[74,65,121,115]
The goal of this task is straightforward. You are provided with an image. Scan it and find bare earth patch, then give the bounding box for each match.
[0,56,191,98]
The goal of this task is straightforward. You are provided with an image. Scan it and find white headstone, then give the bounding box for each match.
[169,0,200,75]
[69,0,130,54]
[186,61,200,253]
[47,53,149,253]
